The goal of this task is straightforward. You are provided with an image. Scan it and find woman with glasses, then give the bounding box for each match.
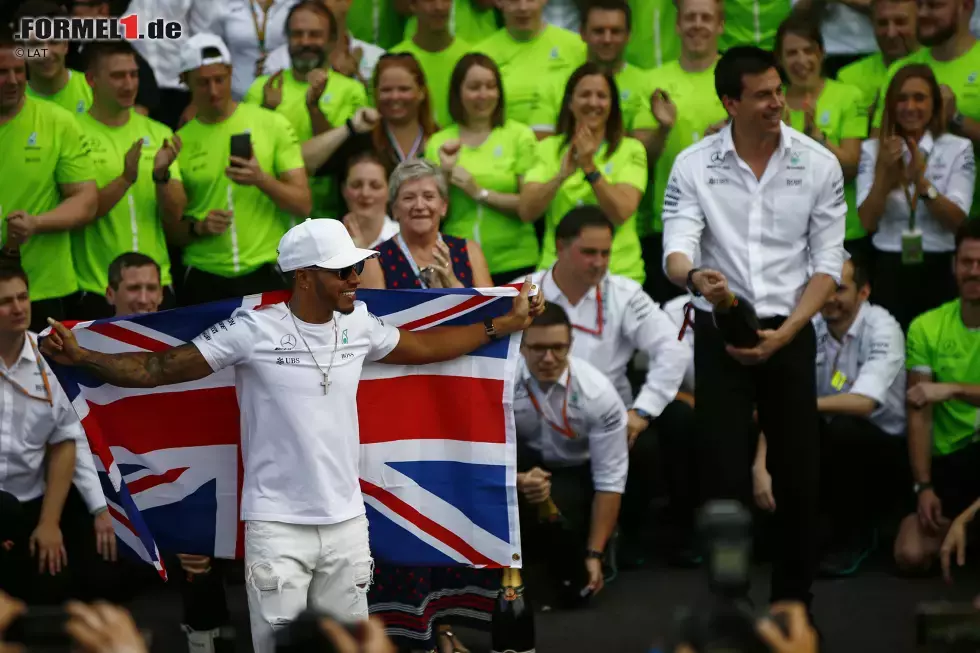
[360,160,495,653]
[856,64,974,331]
[425,54,540,286]
[341,152,400,250]
[518,62,648,284]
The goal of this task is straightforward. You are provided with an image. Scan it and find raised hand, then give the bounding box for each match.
[153,135,181,178]
[438,138,461,171]
[306,68,329,106]
[352,107,381,134]
[263,70,285,110]
[123,138,143,184]
[650,89,677,129]
[41,318,85,365]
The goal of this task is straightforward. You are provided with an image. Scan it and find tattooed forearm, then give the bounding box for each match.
[79,344,213,388]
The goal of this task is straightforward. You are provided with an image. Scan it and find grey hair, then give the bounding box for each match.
[388,159,449,205]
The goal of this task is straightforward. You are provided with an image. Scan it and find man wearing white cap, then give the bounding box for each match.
[42,218,544,653]
[174,33,312,308]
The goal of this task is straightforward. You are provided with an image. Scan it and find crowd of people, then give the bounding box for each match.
[2,0,980,651]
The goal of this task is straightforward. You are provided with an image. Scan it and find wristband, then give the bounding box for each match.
[584,169,601,185]
[585,549,604,560]
[153,169,171,184]
[686,267,702,297]
[952,111,966,130]
[484,317,498,341]
[914,481,933,495]
[345,118,355,138]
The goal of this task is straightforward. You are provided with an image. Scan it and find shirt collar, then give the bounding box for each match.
[916,130,936,157]
[544,265,603,305]
[718,121,796,159]
[826,302,868,343]
[520,359,571,392]
[1,334,36,371]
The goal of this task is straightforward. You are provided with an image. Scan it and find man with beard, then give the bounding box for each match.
[73,42,185,320]
[16,0,92,116]
[872,0,980,215]
[244,1,367,219]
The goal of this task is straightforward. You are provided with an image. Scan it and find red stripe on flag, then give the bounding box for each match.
[107,504,135,534]
[88,323,172,352]
[360,480,497,567]
[400,295,494,331]
[358,376,505,444]
[257,290,291,308]
[126,466,189,495]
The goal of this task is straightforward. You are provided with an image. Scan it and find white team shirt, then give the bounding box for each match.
[264,32,386,85]
[191,301,400,524]
[856,132,975,254]
[813,303,906,436]
[514,357,629,493]
[528,269,690,418]
[661,294,696,393]
[662,122,847,318]
[0,333,105,512]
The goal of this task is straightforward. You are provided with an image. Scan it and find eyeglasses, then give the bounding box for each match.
[524,343,571,356]
[331,260,365,280]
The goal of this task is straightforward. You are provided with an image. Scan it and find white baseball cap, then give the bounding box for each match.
[278,219,379,273]
[178,33,233,74]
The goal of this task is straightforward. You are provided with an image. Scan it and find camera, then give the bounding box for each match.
[274,610,359,653]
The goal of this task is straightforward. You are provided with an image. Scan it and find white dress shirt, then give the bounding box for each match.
[264,33,385,84]
[542,0,581,32]
[856,132,975,254]
[662,122,847,318]
[661,294,696,393]
[0,333,106,513]
[192,302,400,524]
[514,357,629,493]
[813,303,906,436]
[125,0,218,90]
[528,269,691,418]
[790,0,876,56]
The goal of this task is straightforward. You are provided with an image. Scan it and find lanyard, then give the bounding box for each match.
[525,372,576,439]
[828,333,852,392]
[385,124,425,163]
[0,335,53,406]
[900,143,929,231]
[394,232,443,289]
[546,270,603,336]
[248,0,273,54]
[678,301,695,341]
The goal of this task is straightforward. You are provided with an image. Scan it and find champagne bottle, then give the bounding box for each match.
[536,498,591,608]
[491,567,536,653]
[712,293,761,348]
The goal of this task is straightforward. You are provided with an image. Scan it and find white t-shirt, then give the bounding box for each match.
[192,301,400,524]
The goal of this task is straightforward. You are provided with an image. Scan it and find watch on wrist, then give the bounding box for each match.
[913,481,933,495]
[584,169,601,185]
[921,184,939,201]
[484,317,499,341]
[952,111,966,130]
[585,549,604,560]
[686,267,702,297]
[632,408,652,420]
[477,188,490,203]
[153,169,171,184]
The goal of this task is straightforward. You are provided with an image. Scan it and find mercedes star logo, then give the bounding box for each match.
[710,151,725,164]
[280,334,297,350]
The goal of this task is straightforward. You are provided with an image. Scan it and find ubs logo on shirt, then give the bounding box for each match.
[276,357,301,365]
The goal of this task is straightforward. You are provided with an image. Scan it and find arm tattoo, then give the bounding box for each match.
[80,343,210,388]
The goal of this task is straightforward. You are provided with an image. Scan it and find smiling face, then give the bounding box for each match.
[724,67,785,137]
[569,73,612,132]
[412,0,453,32]
[917,0,961,47]
[821,260,869,326]
[956,238,980,303]
[343,159,389,220]
[779,32,823,87]
[499,0,547,34]
[0,47,27,114]
[873,0,917,61]
[107,264,163,317]
[677,0,724,58]
[521,324,572,384]
[894,75,935,135]
[392,176,447,237]
[582,7,629,66]
[298,265,362,315]
[25,40,68,81]
[90,52,139,112]
[376,64,425,124]
[287,6,330,73]
[459,63,500,122]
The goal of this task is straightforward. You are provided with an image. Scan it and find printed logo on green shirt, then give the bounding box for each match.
[550,47,559,59]
[493,145,503,157]
[969,71,978,84]
[27,132,37,146]
[820,110,830,125]
[604,162,613,174]
[76,99,86,113]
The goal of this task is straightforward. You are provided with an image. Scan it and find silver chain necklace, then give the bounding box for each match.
[289,310,339,395]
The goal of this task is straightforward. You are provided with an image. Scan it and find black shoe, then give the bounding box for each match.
[818,529,876,578]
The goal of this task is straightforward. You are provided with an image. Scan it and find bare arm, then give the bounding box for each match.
[466,240,494,287]
[157,179,188,230]
[36,181,98,233]
[358,257,386,289]
[302,124,352,173]
[39,439,76,530]
[94,176,133,221]
[753,431,767,471]
[588,492,621,553]
[665,252,695,290]
[907,371,934,485]
[635,126,669,164]
[307,102,331,136]
[775,273,837,341]
[518,179,564,223]
[591,180,642,226]
[817,393,876,418]
[922,193,969,233]
[256,168,313,217]
[858,167,893,232]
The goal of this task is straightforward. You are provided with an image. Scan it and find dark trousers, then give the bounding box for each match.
[694,310,820,605]
[516,445,594,554]
[871,250,957,333]
[179,263,287,307]
[73,286,178,321]
[640,233,684,305]
[30,292,82,334]
[652,399,699,538]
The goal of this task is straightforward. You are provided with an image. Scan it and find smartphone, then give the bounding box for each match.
[230,132,252,163]
[10,606,73,649]
[916,601,980,651]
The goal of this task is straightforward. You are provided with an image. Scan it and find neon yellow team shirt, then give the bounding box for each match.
[638,60,727,236]
[526,135,648,283]
[348,0,407,49]
[718,0,792,52]
[907,299,980,456]
[784,79,868,241]
[836,52,890,112]
[245,70,366,218]
[475,25,587,127]
[404,0,498,44]
[176,103,305,277]
[625,0,679,70]
[530,62,656,134]
[424,120,539,274]
[390,38,472,129]
[0,96,93,300]
[73,110,181,294]
[872,42,980,214]
[25,69,92,115]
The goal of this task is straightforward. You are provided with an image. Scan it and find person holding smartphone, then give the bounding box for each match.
[174,33,312,307]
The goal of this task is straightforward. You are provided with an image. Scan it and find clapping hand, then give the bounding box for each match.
[263,70,285,110]
[123,139,143,184]
[427,240,460,288]
[571,126,600,169]
[449,167,481,198]
[876,135,905,188]
[153,135,181,179]
[907,137,929,195]
[343,213,368,248]
[437,138,461,171]
[650,89,677,129]
[940,84,958,122]
[331,46,364,80]
[306,69,329,107]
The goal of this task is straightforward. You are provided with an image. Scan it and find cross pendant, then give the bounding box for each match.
[321,373,330,395]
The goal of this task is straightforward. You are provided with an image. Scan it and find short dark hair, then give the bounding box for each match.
[85,40,137,72]
[0,23,17,49]
[846,255,870,290]
[14,0,63,22]
[108,252,160,290]
[582,0,632,31]
[284,1,338,43]
[0,263,28,288]
[557,62,624,155]
[448,53,505,128]
[529,302,572,330]
[715,46,779,104]
[774,13,824,58]
[555,206,614,244]
[955,219,980,255]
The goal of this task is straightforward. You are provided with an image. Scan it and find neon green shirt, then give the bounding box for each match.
[25,69,92,115]
[639,60,727,236]
[526,135,648,283]
[836,52,890,112]
[907,299,980,456]
[784,79,868,241]
[475,25,587,126]
[176,103,305,277]
[530,62,656,133]
[718,0,792,52]
[390,37,472,129]
[73,110,181,294]
[872,43,980,214]
[625,0,679,70]
[0,97,93,300]
[424,120,539,274]
[404,0,498,44]
[244,69,366,218]
[348,0,407,49]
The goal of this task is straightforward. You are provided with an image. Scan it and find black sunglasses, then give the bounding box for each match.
[331,260,365,280]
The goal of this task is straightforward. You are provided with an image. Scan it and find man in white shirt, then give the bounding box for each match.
[42,218,543,653]
[528,206,696,564]
[752,257,906,579]
[663,46,846,609]
[514,303,629,603]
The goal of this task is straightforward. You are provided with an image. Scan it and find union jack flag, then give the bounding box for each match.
[42,288,524,580]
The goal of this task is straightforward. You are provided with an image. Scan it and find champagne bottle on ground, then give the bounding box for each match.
[491,567,536,653]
